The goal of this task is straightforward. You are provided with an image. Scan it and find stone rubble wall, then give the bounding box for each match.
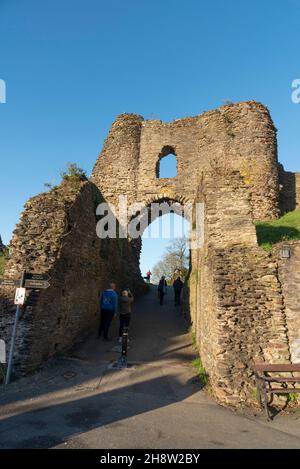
[200,246,290,405]
[190,171,291,405]
[278,164,300,213]
[0,179,144,376]
[274,242,300,364]
[91,101,280,221]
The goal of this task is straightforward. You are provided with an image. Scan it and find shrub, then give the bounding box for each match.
[61,163,87,183]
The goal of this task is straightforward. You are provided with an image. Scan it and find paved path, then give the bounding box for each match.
[0,286,300,449]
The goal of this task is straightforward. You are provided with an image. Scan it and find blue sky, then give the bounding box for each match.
[0,0,300,273]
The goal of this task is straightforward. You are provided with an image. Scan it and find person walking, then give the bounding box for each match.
[146,270,152,283]
[157,276,167,305]
[173,276,183,306]
[98,282,118,341]
[118,289,134,343]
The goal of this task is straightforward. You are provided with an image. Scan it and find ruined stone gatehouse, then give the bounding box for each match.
[1,101,300,405]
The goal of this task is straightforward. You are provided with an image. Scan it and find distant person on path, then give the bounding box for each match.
[118,289,134,343]
[173,277,183,306]
[98,282,118,341]
[158,276,167,305]
[146,270,152,283]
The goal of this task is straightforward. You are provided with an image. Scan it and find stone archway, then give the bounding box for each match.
[0,101,295,405]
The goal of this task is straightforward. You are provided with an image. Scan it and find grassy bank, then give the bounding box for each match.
[256,210,300,251]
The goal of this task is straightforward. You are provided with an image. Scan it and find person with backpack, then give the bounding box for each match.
[157,276,167,305]
[98,282,118,341]
[118,289,134,343]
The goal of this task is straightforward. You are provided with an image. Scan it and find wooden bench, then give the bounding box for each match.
[253,363,300,420]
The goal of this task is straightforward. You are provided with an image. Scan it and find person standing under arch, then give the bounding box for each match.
[173,276,183,306]
[158,276,167,305]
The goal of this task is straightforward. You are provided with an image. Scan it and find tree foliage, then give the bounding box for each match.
[152,237,189,284]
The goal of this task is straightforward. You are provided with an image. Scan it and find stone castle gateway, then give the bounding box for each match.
[1,101,300,406]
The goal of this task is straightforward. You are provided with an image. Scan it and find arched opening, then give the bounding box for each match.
[156,146,178,178]
[139,197,191,292]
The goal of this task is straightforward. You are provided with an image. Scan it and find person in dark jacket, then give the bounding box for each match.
[173,277,183,306]
[157,276,167,305]
[118,289,134,342]
[98,282,118,341]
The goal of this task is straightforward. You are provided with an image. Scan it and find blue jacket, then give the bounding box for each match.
[100,289,118,312]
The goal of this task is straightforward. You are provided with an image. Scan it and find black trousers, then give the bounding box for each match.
[99,309,114,339]
[119,314,131,337]
[174,290,181,306]
[159,291,165,305]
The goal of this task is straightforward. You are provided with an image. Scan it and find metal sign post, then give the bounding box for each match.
[5,270,25,385]
[119,326,129,368]
[2,270,51,385]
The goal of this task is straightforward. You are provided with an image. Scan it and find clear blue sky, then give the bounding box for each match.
[0,0,300,273]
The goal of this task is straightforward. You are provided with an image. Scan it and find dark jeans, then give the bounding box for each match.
[99,308,114,339]
[119,313,131,337]
[174,290,182,306]
[159,291,165,305]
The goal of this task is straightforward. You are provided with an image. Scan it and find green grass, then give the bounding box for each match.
[256,210,300,251]
[287,392,299,403]
[0,254,6,275]
[192,357,209,386]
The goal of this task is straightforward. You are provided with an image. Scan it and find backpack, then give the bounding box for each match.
[101,291,113,310]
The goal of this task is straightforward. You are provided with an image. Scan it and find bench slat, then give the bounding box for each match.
[266,388,300,394]
[254,364,300,372]
[261,377,300,383]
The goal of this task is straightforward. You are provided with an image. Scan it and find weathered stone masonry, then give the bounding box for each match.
[0,180,144,375]
[1,100,299,406]
[190,172,291,405]
[278,164,300,213]
[91,101,280,220]
[274,242,300,364]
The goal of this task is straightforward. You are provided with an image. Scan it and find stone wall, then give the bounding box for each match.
[91,101,280,221]
[190,171,291,405]
[274,242,300,363]
[0,179,144,376]
[278,163,300,213]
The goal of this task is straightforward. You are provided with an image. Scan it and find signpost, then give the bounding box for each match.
[0,279,19,287]
[5,270,26,385]
[24,273,50,281]
[14,288,26,306]
[25,279,50,289]
[0,270,51,385]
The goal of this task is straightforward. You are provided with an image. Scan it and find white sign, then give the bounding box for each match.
[14,288,26,306]
[0,339,5,364]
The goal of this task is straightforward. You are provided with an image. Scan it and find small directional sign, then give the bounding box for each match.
[25,273,51,282]
[14,288,26,306]
[24,279,50,289]
[0,278,20,287]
